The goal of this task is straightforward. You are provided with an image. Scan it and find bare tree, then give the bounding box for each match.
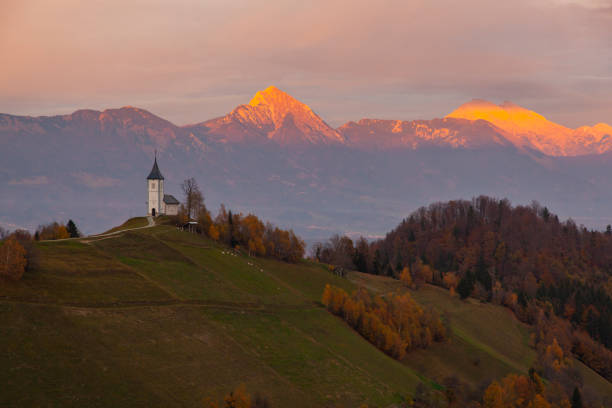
[181,178,203,220]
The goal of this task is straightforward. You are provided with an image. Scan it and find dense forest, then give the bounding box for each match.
[313,196,612,395]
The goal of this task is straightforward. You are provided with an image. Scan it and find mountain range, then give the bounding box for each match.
[1,86,612,239]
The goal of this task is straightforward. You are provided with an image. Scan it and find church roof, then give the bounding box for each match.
[163,194,179,205]
[147,157,164,180]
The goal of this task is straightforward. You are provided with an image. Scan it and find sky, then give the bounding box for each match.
[1,0,611,128]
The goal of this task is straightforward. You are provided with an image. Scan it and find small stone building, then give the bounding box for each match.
[163,194,180,216]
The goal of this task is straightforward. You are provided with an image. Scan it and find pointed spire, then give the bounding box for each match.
[147,152,164,180]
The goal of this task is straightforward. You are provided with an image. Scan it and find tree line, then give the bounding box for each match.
[173,178,305,262]
[322,284,446,360]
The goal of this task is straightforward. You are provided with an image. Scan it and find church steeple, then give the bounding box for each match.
[147,152,165,217]
[147,152,164,180]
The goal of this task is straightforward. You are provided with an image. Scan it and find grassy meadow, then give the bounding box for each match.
[1,224,610,406]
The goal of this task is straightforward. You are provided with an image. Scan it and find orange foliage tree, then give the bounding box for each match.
[0,237,27,280]
[442,272,458,296]
[482,373,570,408]
[36,222,70,240]
[203,384,268,408]
[322,284,446,359]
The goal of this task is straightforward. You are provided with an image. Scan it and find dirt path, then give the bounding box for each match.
[43,216,155,244]
[82,216,155,242]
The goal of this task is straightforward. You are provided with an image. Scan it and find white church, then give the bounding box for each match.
[147,156,180,217]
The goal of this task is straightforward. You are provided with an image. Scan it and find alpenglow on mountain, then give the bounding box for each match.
[188,86,345,145]
[184,86,611,156]
[2,85,612,239]
[446,99,612,156]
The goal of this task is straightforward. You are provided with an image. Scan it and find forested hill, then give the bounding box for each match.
[315,196,612,394]
[381,199,610,330]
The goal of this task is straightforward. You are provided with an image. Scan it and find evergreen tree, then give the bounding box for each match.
[457,271,475,299]
[66,219,80,238]
[475,254,492,292]
[372,250,382,275]
[571,387,582,408]
[228,211,237,248]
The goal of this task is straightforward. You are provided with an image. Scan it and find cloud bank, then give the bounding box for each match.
[1,0,611,127]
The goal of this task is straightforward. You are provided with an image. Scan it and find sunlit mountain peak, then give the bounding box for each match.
[201,86,344,145]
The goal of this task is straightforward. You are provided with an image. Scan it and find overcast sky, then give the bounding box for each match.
[1,0,611,127]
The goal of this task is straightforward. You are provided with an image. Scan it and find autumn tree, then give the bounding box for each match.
[399,266,412,287]
[223,384,251,408]
[443,272,458,296]
[208,224,220,241]
[36,222,70,240]
[197,206,213,237]
[482,374,570,408]
[0,237,27,280]
[322,285,446,359]
[241,214,266,256]
[205,205,304,262]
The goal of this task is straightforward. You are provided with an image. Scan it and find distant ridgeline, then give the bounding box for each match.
[314,196,612,383]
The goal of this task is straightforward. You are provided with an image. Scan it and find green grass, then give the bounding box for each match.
[348,272,612,399]
[0,226,425,407]
[349,272,536,388]
[2,224,610,407]
[101,217,149,234]
[0,240,171,304]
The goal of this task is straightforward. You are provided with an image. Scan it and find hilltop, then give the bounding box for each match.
[1,219,610,406]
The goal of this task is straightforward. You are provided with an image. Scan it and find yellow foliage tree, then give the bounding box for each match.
[54,225,70,239]
[399,266,412,287]
[322,285,446,359]
[527,394,551,408]
[443,272,458,296]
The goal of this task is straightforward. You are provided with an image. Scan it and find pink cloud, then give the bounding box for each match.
[0,0,611,128]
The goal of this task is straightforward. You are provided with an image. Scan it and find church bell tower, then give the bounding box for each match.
[147,152,164,217]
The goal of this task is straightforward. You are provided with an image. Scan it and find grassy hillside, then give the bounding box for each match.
[1,224,610,407]
[1,225,421,407]
[349,273,612,400]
